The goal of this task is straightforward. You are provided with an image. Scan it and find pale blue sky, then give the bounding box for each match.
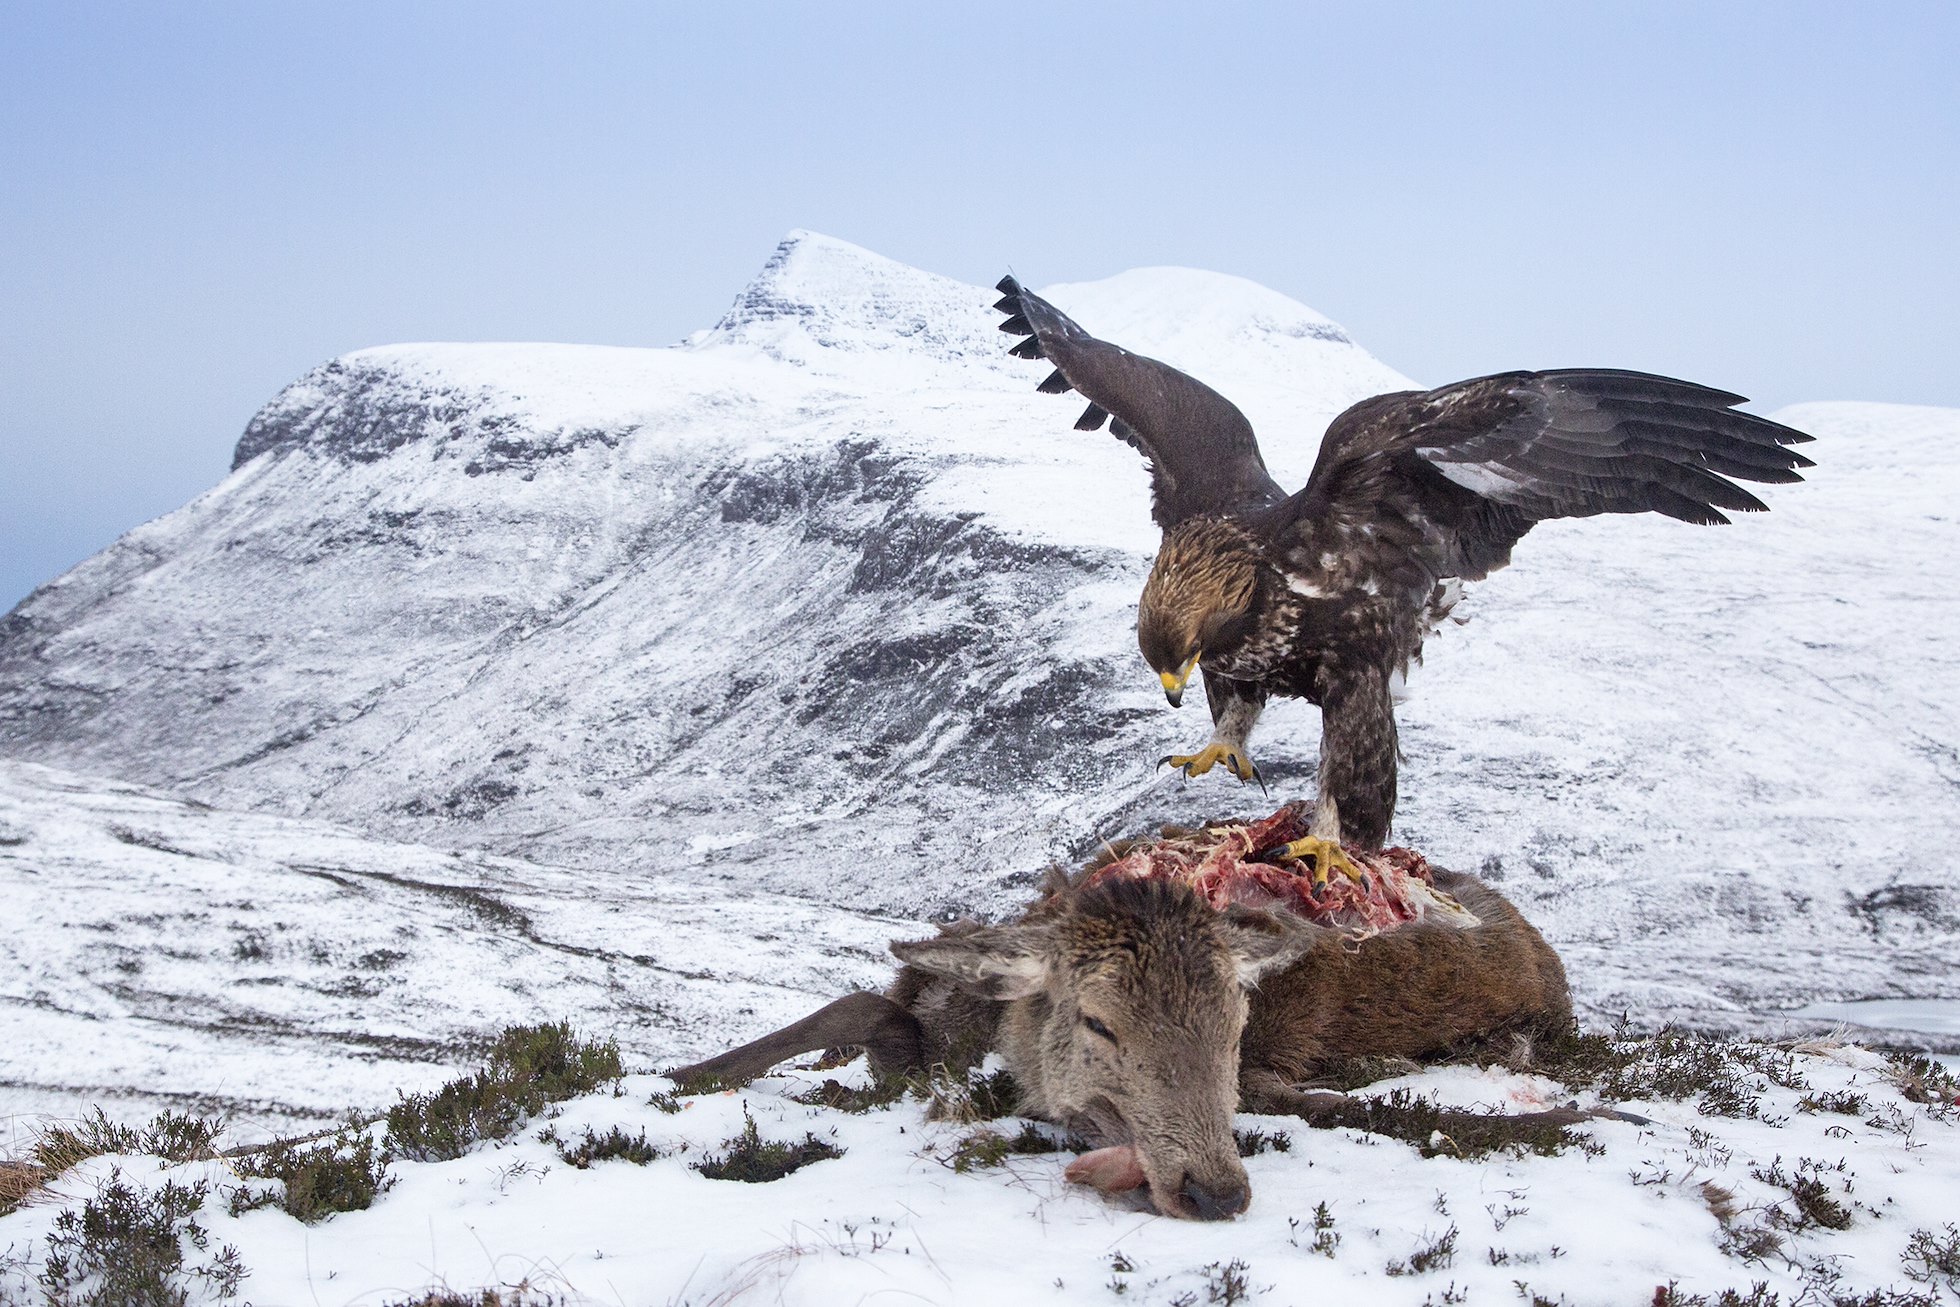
[4,2,1955,610]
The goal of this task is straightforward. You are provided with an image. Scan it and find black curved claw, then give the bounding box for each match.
[1255,843,1289,864]
[1246,759,1268,797]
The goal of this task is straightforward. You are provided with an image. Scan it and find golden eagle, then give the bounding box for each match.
[995,275,1813,882]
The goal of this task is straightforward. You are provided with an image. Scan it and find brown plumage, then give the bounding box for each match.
[995,274,1816,852]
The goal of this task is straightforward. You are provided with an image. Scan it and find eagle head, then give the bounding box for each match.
[1137,521,1262,708]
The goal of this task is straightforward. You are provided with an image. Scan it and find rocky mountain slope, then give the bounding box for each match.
[0,235,1409,910]
[2,232,1955,1063]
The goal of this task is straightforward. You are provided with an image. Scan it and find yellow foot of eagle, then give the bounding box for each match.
[1260,836,1365,890]
[1158,743,1263,788]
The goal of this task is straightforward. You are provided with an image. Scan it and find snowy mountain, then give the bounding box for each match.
[1,230,1957,1128]
[0,230,1412,919]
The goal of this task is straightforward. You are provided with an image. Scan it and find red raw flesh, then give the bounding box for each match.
[1082,803,1441,933]
[1064,1144,1147,1192]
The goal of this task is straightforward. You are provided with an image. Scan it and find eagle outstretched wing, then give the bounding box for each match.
[1268,368,1816,582]
[995,276,1286,529]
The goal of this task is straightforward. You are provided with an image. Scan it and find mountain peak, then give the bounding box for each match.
[1040,265,1355,352]
[699,230,1002,364]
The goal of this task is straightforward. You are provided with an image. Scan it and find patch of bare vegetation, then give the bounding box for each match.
[226,1128,394,1223]
[1288,1201,1340,1258]
[32,1109,224,1176]
[691,1106,842,1183]
[940,1121,1078,1173]
[378,1285,568,1307]
[1529,1024,1808,1119]
[1291,1086,1602,1159]
[539,1125,660,1169]
[1882,1053,1960,1115]
[39,1170,245,1307]
[385,1022,622,1162]
[1386,1225,1459,1277]
[1232,1126,1291,1156]
[1901,1223,1960,1296]
[787,1061,1024,1125]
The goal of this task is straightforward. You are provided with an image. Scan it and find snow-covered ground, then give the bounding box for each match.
[2,1042,1955,1306]
[0,758,903,1135]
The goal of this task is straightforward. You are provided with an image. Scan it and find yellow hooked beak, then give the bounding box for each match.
[1158,654,1199,708]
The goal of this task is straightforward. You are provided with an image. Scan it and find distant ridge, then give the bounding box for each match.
[698,229,1006,364]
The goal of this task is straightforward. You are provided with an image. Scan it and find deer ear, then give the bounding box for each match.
[891,924,1052,1000]
[1217,907,1325,988]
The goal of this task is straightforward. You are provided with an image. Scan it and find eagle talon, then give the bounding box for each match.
[1260,836,1365,889]
[1158,743,1259,784]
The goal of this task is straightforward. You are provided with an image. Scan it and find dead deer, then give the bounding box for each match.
[673,863,1591,1221]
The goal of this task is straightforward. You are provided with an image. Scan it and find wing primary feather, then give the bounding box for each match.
[1643,486,1734,526]
[1539,368,1750,410]
[1612,420,1814,477]
[992,268,1286,526]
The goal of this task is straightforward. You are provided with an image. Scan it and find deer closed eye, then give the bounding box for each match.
[1082,1015,1117,1044]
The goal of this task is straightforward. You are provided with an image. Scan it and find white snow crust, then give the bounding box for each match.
[0,759,904,1134]
[3,1044,1957,1306]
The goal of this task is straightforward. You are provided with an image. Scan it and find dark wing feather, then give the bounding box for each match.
[1277,368,1813,580]
[995,275,1285,529]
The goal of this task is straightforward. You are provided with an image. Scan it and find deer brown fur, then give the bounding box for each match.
[672,862,1578,1221]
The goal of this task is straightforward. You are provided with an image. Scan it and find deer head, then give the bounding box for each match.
[891,878,1320,1220]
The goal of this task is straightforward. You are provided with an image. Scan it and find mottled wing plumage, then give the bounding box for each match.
[992,269,1815,853]
[1274,368,1816,583]
[995,276,1285,529]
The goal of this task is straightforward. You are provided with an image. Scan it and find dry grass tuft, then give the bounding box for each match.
[0,1159,49,1216]
[32,1108,224,1177]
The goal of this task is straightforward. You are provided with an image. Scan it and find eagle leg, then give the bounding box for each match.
[1157,743,1262,788]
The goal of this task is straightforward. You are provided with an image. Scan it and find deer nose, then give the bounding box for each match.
[1178,1172,1250,1221]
